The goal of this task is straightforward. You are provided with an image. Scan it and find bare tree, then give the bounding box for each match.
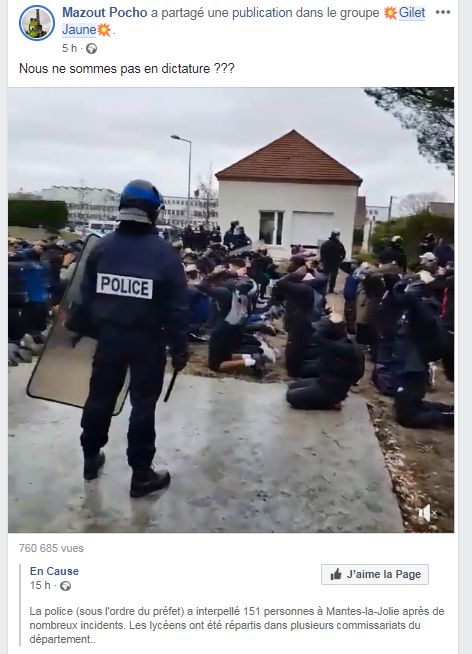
[397,192,445,216]
[77,179,88,224]
[196,166,218,225]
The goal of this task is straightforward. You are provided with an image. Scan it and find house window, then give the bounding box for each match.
[259,211,284,245]
[259,212,275,244]
[276,212,284,245]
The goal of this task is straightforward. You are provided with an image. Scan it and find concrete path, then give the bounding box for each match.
[8,365,403,533]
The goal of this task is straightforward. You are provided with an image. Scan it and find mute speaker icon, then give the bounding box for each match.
[418,504,431,522]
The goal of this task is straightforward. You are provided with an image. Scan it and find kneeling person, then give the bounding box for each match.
[198,265,264,376]
[286,314,364,410]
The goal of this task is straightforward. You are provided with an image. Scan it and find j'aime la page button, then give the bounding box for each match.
[322,565,429,585]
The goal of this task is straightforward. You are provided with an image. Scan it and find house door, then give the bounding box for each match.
[291,211,334,248]
[259,211,284,245]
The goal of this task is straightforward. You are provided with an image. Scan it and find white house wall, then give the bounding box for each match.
[218,180,358,255]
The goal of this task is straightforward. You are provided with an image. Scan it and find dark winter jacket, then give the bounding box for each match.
[223,229,236,249]
[320,237,346,268]
[378,244,407,272]
[277,272,326,331]
[343,274,360,302]
[231,232,252,250]
[311,319,364,394]
[197,274,254,331]
[392,286,445,374]
[81,218,188,355]
[433,244,454,268]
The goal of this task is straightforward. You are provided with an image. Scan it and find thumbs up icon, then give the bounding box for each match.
[330,568,342,581]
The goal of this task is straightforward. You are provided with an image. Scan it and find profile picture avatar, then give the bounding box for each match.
[19,5,55,41]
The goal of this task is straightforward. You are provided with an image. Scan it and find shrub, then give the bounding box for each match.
[371,211,454,259]
[355,250,377,265]
[8,199,68,232]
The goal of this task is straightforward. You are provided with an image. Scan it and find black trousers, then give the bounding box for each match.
[80,327,166,470]
[344,299,357,334]
[395,372,454,429]
[326,266,339,293]
[208,324,244,371]
[208,325,262,370]
[259,278,269,299]
[442,330,454,382]
[23,301,48,334]
[286,378,347,410]
[299,361,320,379]
[8,307,26,342]
[285,315,313,378]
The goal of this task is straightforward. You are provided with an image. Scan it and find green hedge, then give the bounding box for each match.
[371,211,454,260]
[356,250,377,265]
[8,199,68,232]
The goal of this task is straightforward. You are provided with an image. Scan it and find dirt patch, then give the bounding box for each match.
[185,290,454,533]
[355,366,453,533]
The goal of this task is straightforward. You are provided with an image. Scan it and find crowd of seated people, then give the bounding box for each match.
[8,235,84,366]
[10,224,454,432]
[178,237,281,377]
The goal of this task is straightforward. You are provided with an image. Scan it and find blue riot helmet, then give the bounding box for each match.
[118,179,164,224]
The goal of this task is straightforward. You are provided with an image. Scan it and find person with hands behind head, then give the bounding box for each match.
[196,263,264,376]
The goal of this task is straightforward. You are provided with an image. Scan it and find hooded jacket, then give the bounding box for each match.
[311,319,365,393]
[277,272,326,330]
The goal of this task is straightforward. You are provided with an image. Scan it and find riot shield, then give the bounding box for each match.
[27,234,129,413]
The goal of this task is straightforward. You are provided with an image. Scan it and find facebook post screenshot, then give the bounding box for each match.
[2,0,468,651]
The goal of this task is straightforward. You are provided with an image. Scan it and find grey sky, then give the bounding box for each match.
[8,88,454,208]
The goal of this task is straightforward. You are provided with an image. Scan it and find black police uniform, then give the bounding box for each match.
[320,236,346,293]
[79,220,189,473]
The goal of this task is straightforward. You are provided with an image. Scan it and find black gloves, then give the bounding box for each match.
[171,351,189,372]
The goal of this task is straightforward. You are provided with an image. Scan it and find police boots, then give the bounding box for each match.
[83,451,106,481]
[130,468,171,499]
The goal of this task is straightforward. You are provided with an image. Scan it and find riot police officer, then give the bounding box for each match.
[378,235,407,272]
[79,180,189,498]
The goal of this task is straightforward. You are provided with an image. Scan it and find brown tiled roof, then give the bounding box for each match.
[216,130,362,186]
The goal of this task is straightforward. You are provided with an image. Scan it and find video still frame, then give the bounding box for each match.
[8,87,454,534]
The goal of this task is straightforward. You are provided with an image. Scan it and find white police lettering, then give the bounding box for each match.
[96,273,153,299]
